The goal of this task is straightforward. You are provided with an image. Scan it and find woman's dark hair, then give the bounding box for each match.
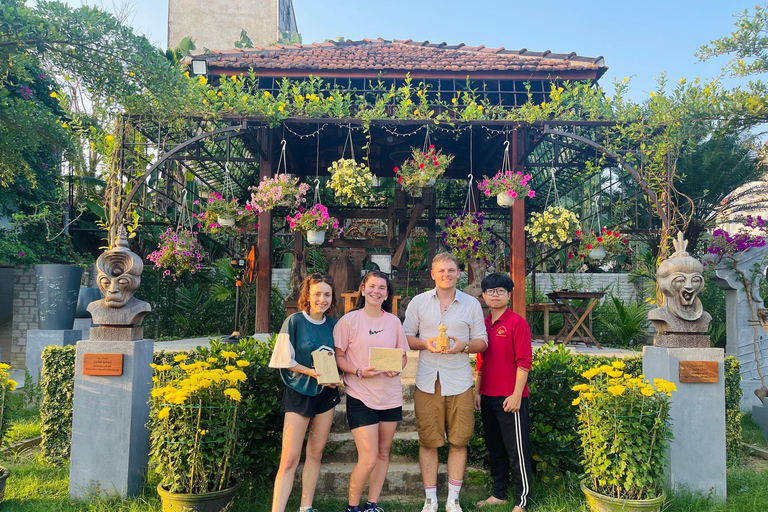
[481,273,514,292]
[298,274,336,314]
[353,270,394,313]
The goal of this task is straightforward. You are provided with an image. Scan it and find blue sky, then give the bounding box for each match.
[74,0,754,102]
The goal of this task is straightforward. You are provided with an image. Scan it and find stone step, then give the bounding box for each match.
[324,431,419,463]
[297,462,487,497]
[331,401,416,433]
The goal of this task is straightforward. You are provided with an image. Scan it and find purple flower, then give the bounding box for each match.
[17,251,25,258]
[18,86,33,100]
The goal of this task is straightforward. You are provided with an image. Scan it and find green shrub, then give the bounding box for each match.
[600,297,649,348]
[40,345,76,464]
[725,356,744,465]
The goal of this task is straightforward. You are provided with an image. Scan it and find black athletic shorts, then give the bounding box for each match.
[346,394,403,430]
[281,386,340,418]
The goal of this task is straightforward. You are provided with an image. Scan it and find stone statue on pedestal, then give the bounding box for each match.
[649,232,711,347]
[87,230,151,335]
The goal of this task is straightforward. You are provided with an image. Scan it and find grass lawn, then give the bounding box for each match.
[0,453,766,512]
[742,413,768,450]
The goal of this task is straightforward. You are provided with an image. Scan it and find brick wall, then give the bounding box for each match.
[11,267,38,368]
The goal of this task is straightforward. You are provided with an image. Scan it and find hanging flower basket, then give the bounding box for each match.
[147,228,209,279]
[394,145,454,194]
[200,192,256,235]
[287,204,343,243]
[526,206,580,249]
[306,230,325,245]
[588,245,607,260]
[249,174,310,213]
[572,227,630,262]
[478,170,535,203]
[327,158,381,206]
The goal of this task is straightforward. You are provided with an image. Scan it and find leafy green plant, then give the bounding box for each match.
[22,368,43,409]
[600,297,649,348]
[174,283,220,337]
[574,361,675,500]
[725,356,744,465]
[40,345,76,464]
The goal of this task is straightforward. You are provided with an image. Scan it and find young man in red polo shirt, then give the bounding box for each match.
[474,274,533,512]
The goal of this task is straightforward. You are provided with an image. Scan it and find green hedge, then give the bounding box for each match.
[40,345,76,464]
[725,355,744,465]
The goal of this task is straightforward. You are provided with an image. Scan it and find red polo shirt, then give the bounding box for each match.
[476,308,532,397]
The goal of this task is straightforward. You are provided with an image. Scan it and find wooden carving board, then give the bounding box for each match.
[311,350,342,385]
[369,348,403,372]
[679,361,719,383]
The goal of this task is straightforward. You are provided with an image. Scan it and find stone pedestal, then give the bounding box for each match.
[25,329,82,383]
[72,318,95,340]
[643,346,726,499]
[69,338,153,499]
[711,247,768,411]
[753,403,768,439]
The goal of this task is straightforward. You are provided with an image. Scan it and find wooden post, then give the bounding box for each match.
[255,127,273,333]
[510,129,526,317]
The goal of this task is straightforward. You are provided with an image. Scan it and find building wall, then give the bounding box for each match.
[529,272,640,304]
[11,267,38,368]
[168,0,281,52]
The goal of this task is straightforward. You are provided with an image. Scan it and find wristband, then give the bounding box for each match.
[356,368,363,379]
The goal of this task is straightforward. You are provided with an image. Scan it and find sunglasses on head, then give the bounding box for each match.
[310,273,334,282]
[365,270,391,279]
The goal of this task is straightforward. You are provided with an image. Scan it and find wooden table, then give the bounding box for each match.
[546,291,605,348]
[526,302,558,342]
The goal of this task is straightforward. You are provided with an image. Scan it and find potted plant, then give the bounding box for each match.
[440,211,497,296]
[327,158,380,206]
[147,227,209,279]
[248,174,310,213]
[394,145,454,196]
[478,170,536,206]
[286,203,343,245]
[149,350,248,511]
[200,192,256,234]
[573,361,675,512]
[575,227,630,261]
[526,206,580,249]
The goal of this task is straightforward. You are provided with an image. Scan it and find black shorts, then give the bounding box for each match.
[346,394,403,430]
[281,386,340,418]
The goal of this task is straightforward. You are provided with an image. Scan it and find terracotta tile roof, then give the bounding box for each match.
[191,38,607,80]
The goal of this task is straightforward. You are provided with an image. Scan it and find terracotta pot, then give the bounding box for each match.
[589,246,607,260]
[496,192,516,207]
[306,230,325,245]
[157,479,239,512]
[581,482,665,512]
[217,215,235,227]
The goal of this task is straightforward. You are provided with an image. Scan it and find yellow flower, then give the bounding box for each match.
[224,388,242,401]
[236,360,250,367]
[599,365,614,374]
[572,397,580,406]
[221,351,238,360]
[152,376,159,383]
[641,386,654,397]
[225,365,235,371]
[158,407,170,420]
[582,368,600,379]
[50,91,58,98]
[105,135,115,144]
[150,363,158,369]
[174,354,188,362]
[198,429,208,436]
[5,379,16,391]
[208,357,218,363]
[452,97,458,104]
[607,385,626,396]
[606,370,623,378]
[611,360,626,369]
[225,369,247,383]
[582,392,596,400]
[198,75,207,85]
[572,384,591,392]
[157,364,172,372]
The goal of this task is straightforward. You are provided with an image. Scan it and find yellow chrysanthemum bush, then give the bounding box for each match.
[525,205,580,249]
[149,344,251,494]
[573,360,676,501]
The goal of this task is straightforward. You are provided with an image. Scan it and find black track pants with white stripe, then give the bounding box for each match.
[480,395,532,509]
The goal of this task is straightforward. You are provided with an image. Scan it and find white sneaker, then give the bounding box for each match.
[446,500,463,512]
[421,499,438,512]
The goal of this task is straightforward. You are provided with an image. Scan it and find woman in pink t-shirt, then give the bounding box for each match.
[334,271,409,512]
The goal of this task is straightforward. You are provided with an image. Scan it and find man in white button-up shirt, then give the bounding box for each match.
[403,252,488,512]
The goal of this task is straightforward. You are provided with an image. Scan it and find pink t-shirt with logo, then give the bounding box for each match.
[333,309,408,410]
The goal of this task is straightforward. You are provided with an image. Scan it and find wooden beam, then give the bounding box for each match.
[510,128,526,317]
[255,127,273,333]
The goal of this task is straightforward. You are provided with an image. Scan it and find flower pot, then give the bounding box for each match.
[306,230,325,245]
[157,479,240,512]
[75,287,102,318]
[372,176,381,187]
[425,177,436,187]
[217,215,235,227]
[580,482,665,512]
[496,192,516,207]
[35,264,84,330]
[0,466,10,503]
[589,246,607,260]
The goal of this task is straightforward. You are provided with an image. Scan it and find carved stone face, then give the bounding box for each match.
[658,259,705,321]
[96,249,143,308]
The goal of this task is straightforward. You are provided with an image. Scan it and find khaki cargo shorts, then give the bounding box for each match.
[413,377,474,448]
